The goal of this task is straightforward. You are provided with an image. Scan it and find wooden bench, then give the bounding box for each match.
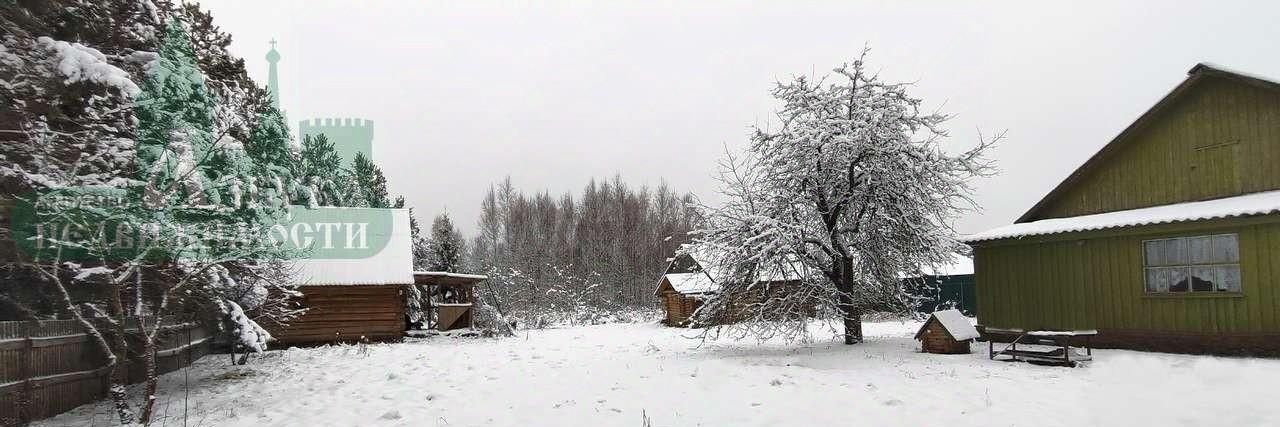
[987,328,1096,367]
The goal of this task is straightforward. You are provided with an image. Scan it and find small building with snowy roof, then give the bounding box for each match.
[270,207,416,345]
[653,249,721,326]
[965,63,1280,355]
[915,309,979,354]
[653,246,812,326]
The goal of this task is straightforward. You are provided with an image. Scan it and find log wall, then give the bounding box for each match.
[270,285,405,344]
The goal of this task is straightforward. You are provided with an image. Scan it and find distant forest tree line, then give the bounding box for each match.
[444,176,699,323]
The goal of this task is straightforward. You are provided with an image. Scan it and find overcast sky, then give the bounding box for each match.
[200,0,1280,236]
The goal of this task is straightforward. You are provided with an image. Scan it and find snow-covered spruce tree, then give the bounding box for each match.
[348,151,391,207]
[427,211,466,272]
[244,102,298,206]
[693,51,998,344]
[299,133,349,206]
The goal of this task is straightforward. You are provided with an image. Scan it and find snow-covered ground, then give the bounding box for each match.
[43,319,1280,427]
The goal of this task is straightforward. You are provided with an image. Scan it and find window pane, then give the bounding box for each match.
[1213,234,1240,263]
[1217,265,1242,292]
[1190,267,1215,292]
[1168,268,1190,292]
[1164,239,1189,265]
[1189,236,1212,264]
[1145,268,1168,293]
[1144,240,1164,266]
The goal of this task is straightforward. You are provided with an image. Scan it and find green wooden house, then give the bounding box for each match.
[965,63,1280,355]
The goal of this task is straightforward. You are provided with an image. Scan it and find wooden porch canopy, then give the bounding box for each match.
[413,271,488,331]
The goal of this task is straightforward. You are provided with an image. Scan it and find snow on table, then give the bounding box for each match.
[39,319,1280,427]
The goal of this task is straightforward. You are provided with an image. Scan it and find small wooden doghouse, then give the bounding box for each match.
[270,208,415,345]
[915,309,980,354]
[413,271,488,331]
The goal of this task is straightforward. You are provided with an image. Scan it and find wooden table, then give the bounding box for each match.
[988,328,1097,367]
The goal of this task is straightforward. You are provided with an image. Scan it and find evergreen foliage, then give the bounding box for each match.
[349,151,391,208]
[427,212,466,272]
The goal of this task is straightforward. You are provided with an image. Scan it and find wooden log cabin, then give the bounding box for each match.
[269,208,415,345]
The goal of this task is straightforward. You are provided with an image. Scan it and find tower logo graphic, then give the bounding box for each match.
[266,40,376,165]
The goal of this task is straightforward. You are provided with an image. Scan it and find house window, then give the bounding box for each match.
[1143,234,1241,294]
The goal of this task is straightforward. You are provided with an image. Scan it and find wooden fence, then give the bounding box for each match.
[0,317,212,426]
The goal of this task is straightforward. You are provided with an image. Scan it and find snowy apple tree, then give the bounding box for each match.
[692,50,998,344]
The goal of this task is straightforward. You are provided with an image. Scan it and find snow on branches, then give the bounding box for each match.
[692,49,999,344]
[36,36,142,97]
[223,299,273,353]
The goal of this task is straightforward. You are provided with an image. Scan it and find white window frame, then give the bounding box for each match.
[1142,233,1241,294]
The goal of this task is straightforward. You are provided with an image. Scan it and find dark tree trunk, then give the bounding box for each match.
[138,330,158,423]
[838,294,863,345]
[835,257,863,345]
[107,291,133,423]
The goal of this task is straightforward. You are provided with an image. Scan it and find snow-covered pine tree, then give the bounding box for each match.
[427,211,466,272]
[348,151,390,207]
[299,133,348,206]
[133,20,227,206]
[245,103,297,207]
[693,50,998,344]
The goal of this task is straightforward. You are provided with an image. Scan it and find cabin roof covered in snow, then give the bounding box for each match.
[654,244,810,295]
[291,208,415,286]
[915,309,980,341]
[1016,63,1280,224]
[661,272,718,294]
[964,189,1280,243]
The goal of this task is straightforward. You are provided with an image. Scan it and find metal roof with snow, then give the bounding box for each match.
[964,189,1280,243]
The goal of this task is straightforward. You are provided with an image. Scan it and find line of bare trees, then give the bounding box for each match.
[468,176,699,323]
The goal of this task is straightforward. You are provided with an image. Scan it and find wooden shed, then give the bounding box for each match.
[965,63,1280,355]
[653,247,813,326]
[269,208,415,345]
[654,271,716,326]
[915,309,980,354]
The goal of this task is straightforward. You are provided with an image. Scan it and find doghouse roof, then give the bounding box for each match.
[915,309,980,341]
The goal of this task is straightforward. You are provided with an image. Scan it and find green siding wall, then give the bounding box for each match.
[974,217,1280,333]
[1032,77,1280,220]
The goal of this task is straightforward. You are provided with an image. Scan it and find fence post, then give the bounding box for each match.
[18,324,34,424]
